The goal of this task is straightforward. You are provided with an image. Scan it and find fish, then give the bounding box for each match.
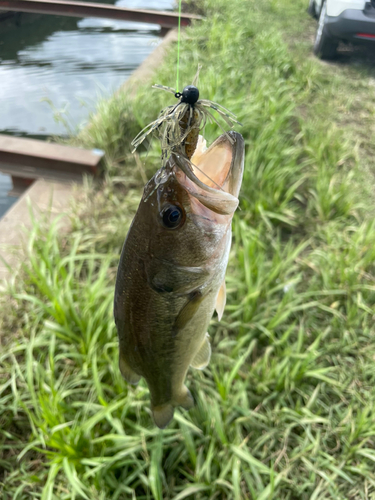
[114,130,244,428]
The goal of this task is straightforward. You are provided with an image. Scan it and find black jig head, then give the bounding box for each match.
[175,85,200,106]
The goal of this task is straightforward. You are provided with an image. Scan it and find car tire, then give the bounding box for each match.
[307,0,317,18]
[313,0,339,59]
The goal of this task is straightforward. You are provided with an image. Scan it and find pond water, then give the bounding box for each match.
[0,0,173,217]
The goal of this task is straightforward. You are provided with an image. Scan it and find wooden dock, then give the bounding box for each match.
[0,135,104,195]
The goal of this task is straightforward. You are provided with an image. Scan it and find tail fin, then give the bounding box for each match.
[151,387,194,428]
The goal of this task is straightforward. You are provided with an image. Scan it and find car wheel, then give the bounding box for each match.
[313,0,339,59]
[307,0,317,18]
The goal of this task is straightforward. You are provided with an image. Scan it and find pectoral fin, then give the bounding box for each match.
[172,291,205,335]
[190,333,211,370]
[215,280,226,321]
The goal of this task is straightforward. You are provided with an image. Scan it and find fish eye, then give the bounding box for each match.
[160,205,185,230]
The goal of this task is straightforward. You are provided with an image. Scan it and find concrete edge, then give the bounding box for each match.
[0,179,76,286]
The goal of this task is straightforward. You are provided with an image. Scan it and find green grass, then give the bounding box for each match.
[2,0,375,498]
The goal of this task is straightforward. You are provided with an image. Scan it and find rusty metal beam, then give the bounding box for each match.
[0,135,104,184]
[0,0,202,28]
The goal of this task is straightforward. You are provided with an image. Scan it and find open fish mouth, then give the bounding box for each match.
[172,131,245,216]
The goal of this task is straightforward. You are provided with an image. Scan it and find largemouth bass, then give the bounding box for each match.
[114,131,244,428]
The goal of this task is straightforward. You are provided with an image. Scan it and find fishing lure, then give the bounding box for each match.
[131,83,242,166]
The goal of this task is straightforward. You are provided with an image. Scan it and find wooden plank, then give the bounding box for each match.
[0,0,202,28]
[0,136,103,167]
[0,162,84,183]
[0,135,104,179]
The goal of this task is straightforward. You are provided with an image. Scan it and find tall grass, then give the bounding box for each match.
[1,0,375,498]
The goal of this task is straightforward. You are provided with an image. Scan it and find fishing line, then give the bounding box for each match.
[176,0,182,91]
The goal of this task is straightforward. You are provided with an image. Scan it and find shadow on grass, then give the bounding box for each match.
[329,43,375,74]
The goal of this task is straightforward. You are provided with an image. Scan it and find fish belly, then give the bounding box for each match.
[148,282,221,428]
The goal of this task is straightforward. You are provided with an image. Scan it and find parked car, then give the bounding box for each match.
[308,0,375,58]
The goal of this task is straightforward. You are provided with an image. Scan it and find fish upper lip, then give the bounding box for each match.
[172,131,244,196]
